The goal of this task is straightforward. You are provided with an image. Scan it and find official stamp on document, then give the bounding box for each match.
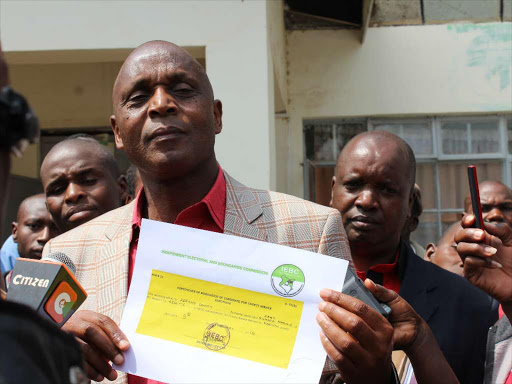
[203,323,230,351]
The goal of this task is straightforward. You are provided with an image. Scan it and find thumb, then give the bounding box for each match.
[364,278,398,304]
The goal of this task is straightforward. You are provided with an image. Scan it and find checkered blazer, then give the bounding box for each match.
[43,171,352,384]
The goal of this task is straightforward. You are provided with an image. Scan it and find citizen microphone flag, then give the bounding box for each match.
[6,252,87,327]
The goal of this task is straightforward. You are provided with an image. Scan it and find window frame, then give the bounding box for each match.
[303,114,512,242]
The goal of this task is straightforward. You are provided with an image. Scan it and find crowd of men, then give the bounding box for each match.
[0,40,511,384]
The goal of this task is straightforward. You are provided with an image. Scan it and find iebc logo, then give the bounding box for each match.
[271,264,305,297]
[44,281,77,323]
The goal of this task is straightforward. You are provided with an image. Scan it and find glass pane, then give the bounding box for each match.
[307,163,335,206]
[439,161,503,210]
[374,123,401,136]
[411,212,439,247]
[416,163,437,209]
[441,122,468,154]
[304,124,335,161]
[402,123,433,155]
[335,123,366,157]
[374,122,433,156]
[471,121,499,153]
[508,118,512,154]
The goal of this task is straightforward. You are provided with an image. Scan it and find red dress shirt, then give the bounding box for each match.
[127,167,226,384]
[356,251,401,294]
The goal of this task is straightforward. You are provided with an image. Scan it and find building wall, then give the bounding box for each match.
[286,22,512,198]
[1,0,274,190]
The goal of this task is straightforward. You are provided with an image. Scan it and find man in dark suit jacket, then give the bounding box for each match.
[329,131,497,384]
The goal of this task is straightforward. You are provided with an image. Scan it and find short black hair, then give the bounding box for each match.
[50,135,120,179]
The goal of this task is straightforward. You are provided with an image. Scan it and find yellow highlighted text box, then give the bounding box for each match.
[136,270,304,369]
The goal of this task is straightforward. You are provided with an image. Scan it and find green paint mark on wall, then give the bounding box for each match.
[448,23,512,90]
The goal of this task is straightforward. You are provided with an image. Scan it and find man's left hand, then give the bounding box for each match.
[317,288,394,384]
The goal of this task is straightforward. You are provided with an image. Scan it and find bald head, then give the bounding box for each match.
[331,131,416,267]
[109,39,223,186]
[41,138,119,180]
[464,180,512,226]
[112,40,212,112]
[40,138,124,233]
[426,222,463,276]
[338,131,416,190]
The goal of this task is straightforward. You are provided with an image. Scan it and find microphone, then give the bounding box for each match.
[6,252,87,327]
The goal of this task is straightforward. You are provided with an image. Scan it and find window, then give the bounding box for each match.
[303,115,512,247]
[303,121,366,206]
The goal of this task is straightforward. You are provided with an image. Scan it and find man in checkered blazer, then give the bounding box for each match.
[42,41,399,384]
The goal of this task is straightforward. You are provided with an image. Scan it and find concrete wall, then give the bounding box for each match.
[266,0,288,192]
[9,62,122,130]
[1,0,274,190]
[286,22,512,198]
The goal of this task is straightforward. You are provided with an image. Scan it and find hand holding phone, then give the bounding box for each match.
[342,268,392,318]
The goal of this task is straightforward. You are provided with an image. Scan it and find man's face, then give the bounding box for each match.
[111,44,222,181]
[425,224,463,276]
[467,183,512,226]
[41,144,121,233]
[331,140,412,255]
[12,197,59,259]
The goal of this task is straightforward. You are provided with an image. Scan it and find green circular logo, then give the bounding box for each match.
[271,264,305,297]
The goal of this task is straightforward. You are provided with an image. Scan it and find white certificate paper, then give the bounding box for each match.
[115,219,348,383]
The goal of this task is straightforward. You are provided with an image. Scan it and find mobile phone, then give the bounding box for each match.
[467,165,485,229]
[342,268,392,318]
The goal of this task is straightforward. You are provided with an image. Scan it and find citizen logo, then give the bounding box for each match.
[12,274,50,288]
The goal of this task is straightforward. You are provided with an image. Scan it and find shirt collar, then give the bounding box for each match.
[366,249,400,274]
[131,166,226,231]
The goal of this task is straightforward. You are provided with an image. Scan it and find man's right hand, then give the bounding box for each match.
[455,214,512,306]
[62,310,130,382]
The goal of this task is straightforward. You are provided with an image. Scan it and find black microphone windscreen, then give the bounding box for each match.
[43,252,77,275]
[7,255,87,327]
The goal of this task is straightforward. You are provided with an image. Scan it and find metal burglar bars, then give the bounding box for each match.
[303,114,512,247]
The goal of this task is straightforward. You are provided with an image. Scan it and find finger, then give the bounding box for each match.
[319,330,358,380]
[318,301,378,351]
[82,342,118,381]
[95,313,130,351]
[457,217,506,249]
[457,242,500,262]
[82,322,125,365]
[483,221,512,246]
[461,214,476,229]
[364,279,398,304]
[464,256,502,271]
[316,311,367,364]
[454,227,486,245]
[83,361,104,382]
[320,288,386,331]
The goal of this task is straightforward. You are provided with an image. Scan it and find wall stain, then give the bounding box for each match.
[448,23,512,90]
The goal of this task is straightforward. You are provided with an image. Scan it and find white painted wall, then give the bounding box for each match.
[0,0,274,190]
[286,22,512,198]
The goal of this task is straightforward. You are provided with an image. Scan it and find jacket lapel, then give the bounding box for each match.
[223,171,267,242]
[96,203,133,324]
[400,242,440,323]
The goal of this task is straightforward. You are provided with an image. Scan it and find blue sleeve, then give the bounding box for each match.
[0,236,20,274]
